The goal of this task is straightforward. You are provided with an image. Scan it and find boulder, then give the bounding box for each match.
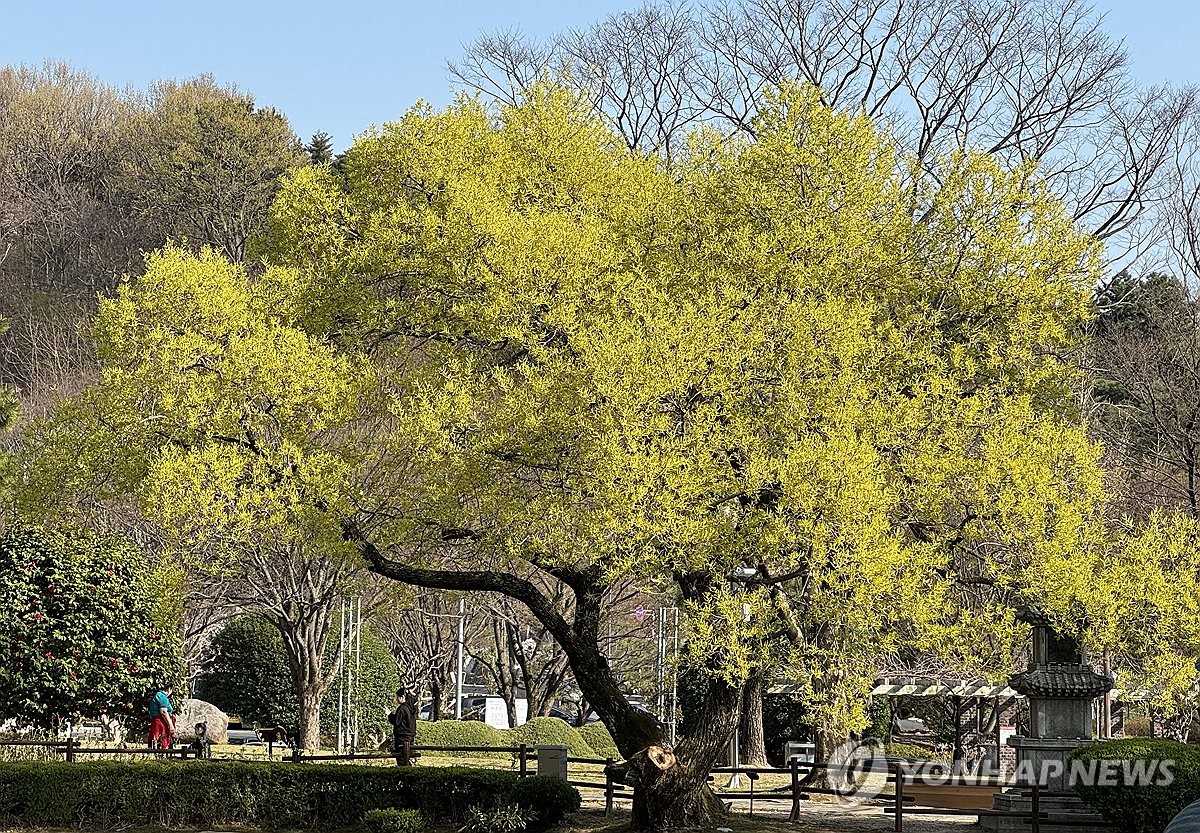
[175,699,229,744]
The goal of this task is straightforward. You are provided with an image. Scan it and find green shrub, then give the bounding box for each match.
[0,760,529,828]
[578,723,619,759]
[364,808,425,833]
[885,742,935,760]
[505,717,596,758]
[459,804,531,833]
[416,720,511,758]
[512,775,582,830]
[1071,738,1200,833]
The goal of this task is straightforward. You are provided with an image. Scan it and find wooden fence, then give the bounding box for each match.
[887,762,1116,832]
[0,739,1120,829]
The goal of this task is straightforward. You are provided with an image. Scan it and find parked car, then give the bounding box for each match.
[71,721,105,739]
[227,728,260,745]
[578,701,661,729]
[419,696,487,721]
[895,716,928,733]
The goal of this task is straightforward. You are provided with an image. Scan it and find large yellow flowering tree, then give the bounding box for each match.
[26,86,1118,827]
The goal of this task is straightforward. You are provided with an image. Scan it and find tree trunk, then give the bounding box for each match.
[429,678,443,722]
[739,668,768,766]
[356,535,743,830]
[297,683,324,750]
[609,669,743,830]
[618,746,727,829]
[276,606,334,750]
[815,726,851,791]
[493,619,520,727]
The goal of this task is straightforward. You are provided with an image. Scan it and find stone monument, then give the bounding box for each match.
[980,608,1112,831]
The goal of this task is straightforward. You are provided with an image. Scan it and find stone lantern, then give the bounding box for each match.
[1008,608,1112,751]
[981,607,1112,830]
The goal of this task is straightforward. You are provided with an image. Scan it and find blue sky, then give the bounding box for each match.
[2,1,1197,154]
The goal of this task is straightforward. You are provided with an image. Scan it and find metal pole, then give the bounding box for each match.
[336,599,346,754]
[455,598,465,719]
[343,599,352,753]
[671,607,679,745]
[353,597,362,750]
[657,608,666,725]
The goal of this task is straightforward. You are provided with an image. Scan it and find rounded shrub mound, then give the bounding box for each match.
[416,720,510,758]
[579,722,619,759]
[506,717,596,758]
[1072,738,1200,832]
[512,775,582,830]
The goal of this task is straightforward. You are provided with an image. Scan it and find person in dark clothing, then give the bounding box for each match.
[388,688,417,765]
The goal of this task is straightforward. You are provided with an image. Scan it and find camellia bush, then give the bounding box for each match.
[0,524,182,729]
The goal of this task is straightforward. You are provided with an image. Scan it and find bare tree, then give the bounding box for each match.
[1090,271,1200,518]
[451,0,1196,265]
[376,590,490,719]
[469,590,573,726]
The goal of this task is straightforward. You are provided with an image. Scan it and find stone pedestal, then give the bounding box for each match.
[984,788,1110,832]
[1008,737,1095,791]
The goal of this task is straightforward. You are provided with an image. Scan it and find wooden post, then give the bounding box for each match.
[894,762,904,833]
[1031,779,1040,833]
[64,737,75,763]
[604,757,614,816]
[519,743,528,777]
[290,745,302,763]
[789,756,800,823]
[749,772,755,817]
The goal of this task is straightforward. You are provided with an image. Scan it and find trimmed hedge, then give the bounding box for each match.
[415,718,604,762]
[0,760,579,829]
[416,721,511,758]
[1072,738,1200,833]
[885,742,936,760]
[578,723,619,759]
[506,718,596,759]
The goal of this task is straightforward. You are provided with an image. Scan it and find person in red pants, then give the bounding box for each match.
[146,682,176,749]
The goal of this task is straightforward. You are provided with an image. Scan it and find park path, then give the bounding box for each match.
[575,795,976,833]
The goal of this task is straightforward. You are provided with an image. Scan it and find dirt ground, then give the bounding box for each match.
[571,795,977,833]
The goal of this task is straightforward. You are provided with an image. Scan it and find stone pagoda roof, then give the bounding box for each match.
[1009,664,1113,699]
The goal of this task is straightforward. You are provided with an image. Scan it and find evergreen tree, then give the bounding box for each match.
[305,131,334,165]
